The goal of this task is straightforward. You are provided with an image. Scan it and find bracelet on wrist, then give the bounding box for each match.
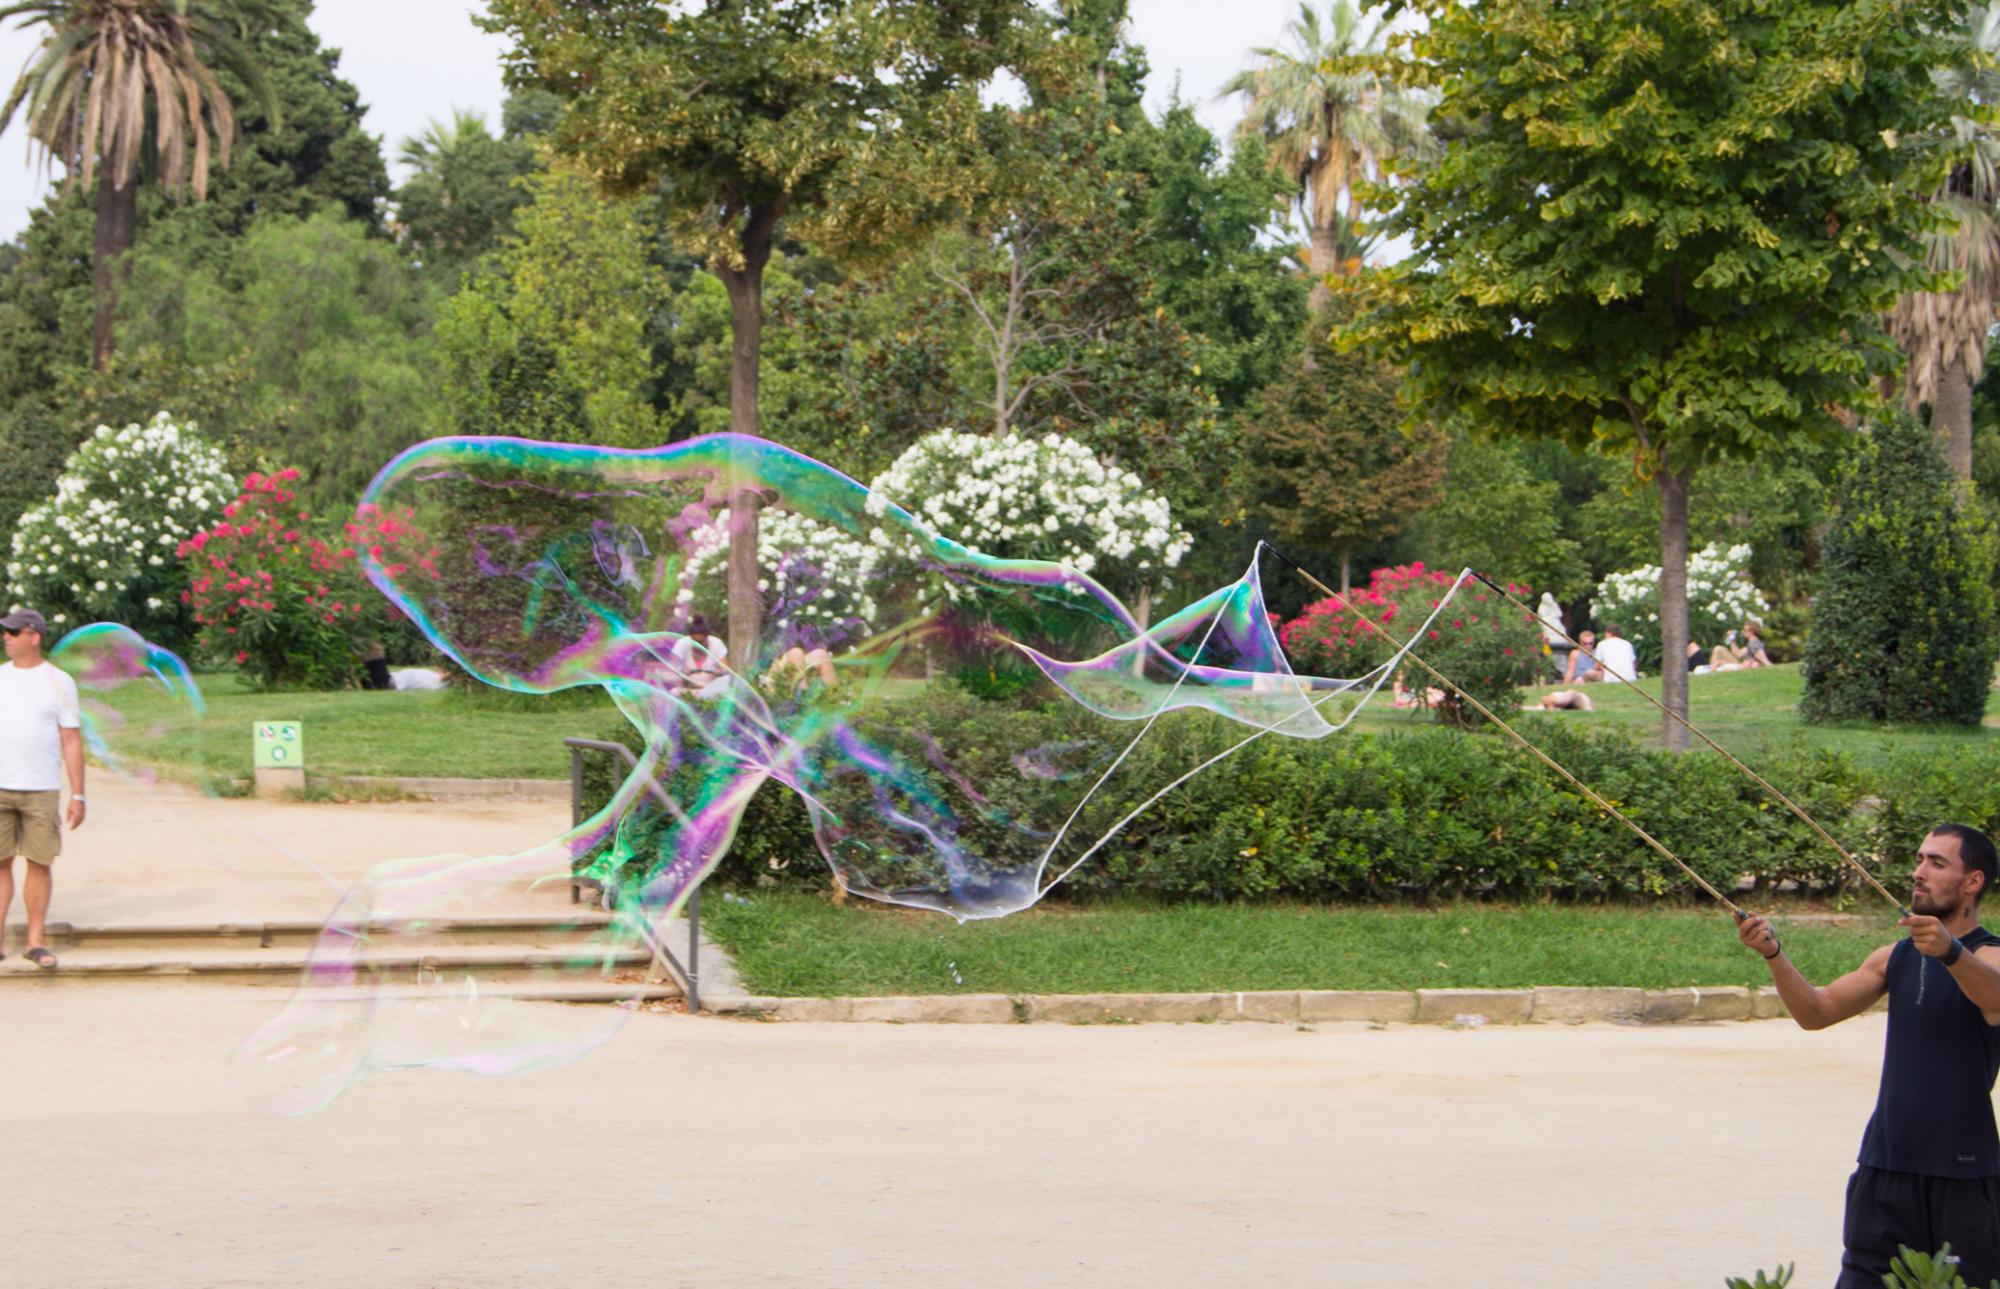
[1762,947,1781,960]
[1944,937,1965,967]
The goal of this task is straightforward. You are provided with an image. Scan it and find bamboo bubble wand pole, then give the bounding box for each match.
[1260,543,1748,918]
[1470,571,1908,919]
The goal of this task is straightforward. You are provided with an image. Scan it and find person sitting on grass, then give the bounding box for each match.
[669,616,732,699]
[1729,621,1772,668]
[1736,825,2000,1288]
[764,643,838,696]
[1562,629,1598,684]
[1584,623,1638,683]
[1537,689,1594,711]
[1391,676,1446,709]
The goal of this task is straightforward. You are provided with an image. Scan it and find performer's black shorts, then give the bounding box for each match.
[1838,1165,2000,1288]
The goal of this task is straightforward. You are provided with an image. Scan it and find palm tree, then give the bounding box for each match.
[1223,0,1432,308]
[397,108,495,176]
[0,0,278,369]
[1888,1,2000,482]
[1301,204,1377,280]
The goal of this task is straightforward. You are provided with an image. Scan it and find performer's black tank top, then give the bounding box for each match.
[1858,926,2000,1178]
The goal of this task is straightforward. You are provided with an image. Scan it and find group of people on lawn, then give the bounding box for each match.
[1525,592,1771,713]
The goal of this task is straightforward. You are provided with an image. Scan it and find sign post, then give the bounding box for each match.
[252,720,305,797]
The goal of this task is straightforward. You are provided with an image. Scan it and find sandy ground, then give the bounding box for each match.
[19,775,573,926]
[9,984,1879,1288]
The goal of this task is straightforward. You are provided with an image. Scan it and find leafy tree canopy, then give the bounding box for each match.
[484,0,1074,268]
[432,161,664,449]
[1243,307,1448,592]
[1353,0,1955,467]
[119,209,437,503]
[1348,0,1961,745]
[1112,99,1307,415]
[0,0,388,540]
[393,91,559,281]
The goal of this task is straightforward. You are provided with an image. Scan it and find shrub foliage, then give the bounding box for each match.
[1280,563,1542,727]
[5,411,232,645]
[179,469,435,689]
[577,690,1989,905]
[1801,415,1998,725]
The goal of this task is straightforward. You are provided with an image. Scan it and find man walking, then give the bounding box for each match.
[1737,825,2000,1285]
[0,609,84,969]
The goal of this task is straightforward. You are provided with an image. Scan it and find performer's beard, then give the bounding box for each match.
[1910,884,1965,919]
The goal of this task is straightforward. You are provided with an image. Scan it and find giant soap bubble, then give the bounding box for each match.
[234,433,1458,1109]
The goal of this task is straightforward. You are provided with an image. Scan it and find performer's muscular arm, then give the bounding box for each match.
[1902,917,2000,1023]
[1738,915,1889,1030]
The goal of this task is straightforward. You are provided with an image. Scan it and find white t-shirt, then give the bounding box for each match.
[0,661,81,791]
[1595,636,1639,682]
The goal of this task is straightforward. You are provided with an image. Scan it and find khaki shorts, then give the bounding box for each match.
[0,789,61,865]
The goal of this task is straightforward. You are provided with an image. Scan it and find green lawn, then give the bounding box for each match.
[97,674,610,781]
[93,660,1999,783]
[1346,662,2000,771]
[705,892,1898,997]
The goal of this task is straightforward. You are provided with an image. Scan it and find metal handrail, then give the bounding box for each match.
[564,736,701,1012]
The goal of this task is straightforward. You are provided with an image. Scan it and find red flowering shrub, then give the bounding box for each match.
[1281,562,1543,727]
[178,469,435,689]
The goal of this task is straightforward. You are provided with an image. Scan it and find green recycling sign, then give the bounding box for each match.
[253,720,304,769]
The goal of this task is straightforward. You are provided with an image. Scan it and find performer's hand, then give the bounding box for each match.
[1900,915,1956,959]
[66,797,85,830]
[1737,913,1781,959]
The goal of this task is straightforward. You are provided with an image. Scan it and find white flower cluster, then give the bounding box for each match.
[1595,542,1770,659]
[863,429,1191,588]
[5,412,234,630]
[678,506,882,647]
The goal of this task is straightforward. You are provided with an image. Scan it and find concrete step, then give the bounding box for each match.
[0,942,658,988]
[11,914,621,953]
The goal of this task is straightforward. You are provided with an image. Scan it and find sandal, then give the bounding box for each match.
[23,947,55,970]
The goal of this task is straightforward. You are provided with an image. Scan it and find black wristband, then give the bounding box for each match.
[1944,937,1965,967]
[1762,946,1781,961]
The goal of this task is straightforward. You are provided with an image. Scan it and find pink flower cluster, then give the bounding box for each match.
[177,470,362,631]
[176,469,436,681]
[1280,562,1537,681]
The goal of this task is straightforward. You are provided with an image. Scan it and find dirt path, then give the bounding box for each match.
[10,984,1877,1287]
[31,775,572,926]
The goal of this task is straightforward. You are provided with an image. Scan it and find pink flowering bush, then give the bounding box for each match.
[178,469,435,689]
[1281,562,1543,727]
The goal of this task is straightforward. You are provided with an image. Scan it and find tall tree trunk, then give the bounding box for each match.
[1931,356,1975,483]
[1339,546,1351,596]
[715,202,784,672]
[1657,464,1693,753]
[91,168,138,371]
[1306,221,1339,313]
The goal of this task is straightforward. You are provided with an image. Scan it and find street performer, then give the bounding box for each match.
[1737,825,2000,1286]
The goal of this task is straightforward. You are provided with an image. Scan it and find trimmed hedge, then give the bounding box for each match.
[578,689,1991,904]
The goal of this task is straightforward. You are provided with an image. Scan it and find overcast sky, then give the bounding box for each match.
[0,0,1316,243]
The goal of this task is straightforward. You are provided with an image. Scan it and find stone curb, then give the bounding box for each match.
[704,985,1796,1026]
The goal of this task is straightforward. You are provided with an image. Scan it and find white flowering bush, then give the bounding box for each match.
[1594,542,1770,671]
[864,429,1192,598]
[6,412,234,644]
[678,507,882,650]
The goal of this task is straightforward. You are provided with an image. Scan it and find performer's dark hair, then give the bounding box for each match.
[1931,823,2000,901]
